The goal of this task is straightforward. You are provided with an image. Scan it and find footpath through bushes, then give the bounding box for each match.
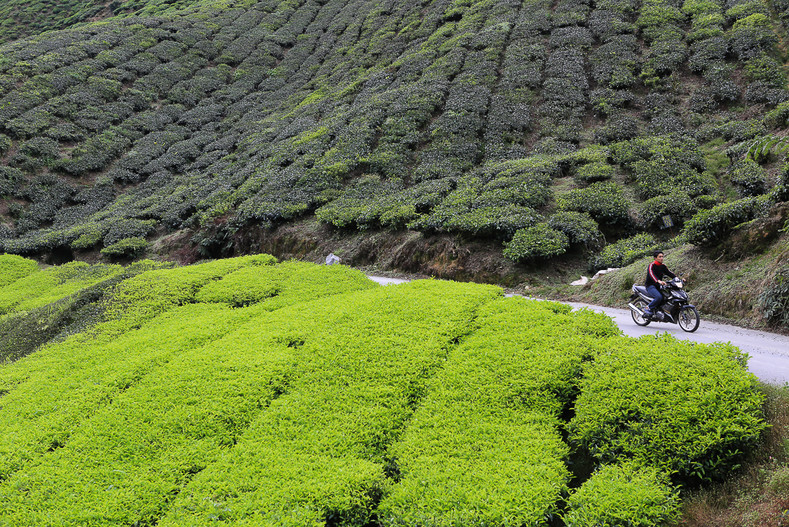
[0,254,767,526]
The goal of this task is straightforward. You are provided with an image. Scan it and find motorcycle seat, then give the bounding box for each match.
[633,285,650,296]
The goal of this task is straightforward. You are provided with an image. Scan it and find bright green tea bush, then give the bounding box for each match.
[380,297,618,527]
[0,260,124,316]
[159,280,502,526]
[569,336,766,482]
[0,254,770,525]
[0,253,38,287]
[564,461,680,527]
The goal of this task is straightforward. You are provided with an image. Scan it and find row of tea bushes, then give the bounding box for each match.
[0,255,768,525]
[126,280,503,525]
[379,298,618,526]
[0,256,375,486]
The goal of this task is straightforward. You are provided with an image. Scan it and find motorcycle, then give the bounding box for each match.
[628,277,700,332]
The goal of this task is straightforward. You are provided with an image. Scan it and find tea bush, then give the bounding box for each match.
[564,461,680,527]
[0,253,38,287]
[569,336,766,482]
[592,233,658,269]
[758,267,789,328]
[638,191,697,229]
[159,280,502,526]
[683,195,771,246]
[100,236,150,258]
[557,181,632,226]
[548,211,604,246]
[729,158,768,197]
[504,223,570,261]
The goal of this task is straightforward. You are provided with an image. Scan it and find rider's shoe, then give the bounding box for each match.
[643,308,652,320]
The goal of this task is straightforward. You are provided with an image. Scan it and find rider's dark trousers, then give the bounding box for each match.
[646,285,662,312]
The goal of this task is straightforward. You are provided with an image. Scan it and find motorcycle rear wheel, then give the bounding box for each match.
[678,306,700,332]
[631,298,651,326]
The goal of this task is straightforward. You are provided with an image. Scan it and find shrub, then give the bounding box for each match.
[503,223,570,261]
[103,219,156,247]
[548,211,603,246]
[100,237,149,258]
[557,181,632,225]
[683,195,771,246]
[564,462,680,527]
[638,192,697,229]
[744,53,787,87]
[759,267,789,328]
[729,158,767,197]
[591,233,658,269]
[575,162,615,184]
[0,254,38,288]
[569,336,766,482]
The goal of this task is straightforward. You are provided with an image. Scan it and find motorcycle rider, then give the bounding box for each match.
[643,250,676,319]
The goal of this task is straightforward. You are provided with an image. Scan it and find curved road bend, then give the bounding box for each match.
[367,276,789,384]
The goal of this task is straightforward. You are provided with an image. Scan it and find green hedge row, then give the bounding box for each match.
[569,335,766,482]
[159,280,502,526]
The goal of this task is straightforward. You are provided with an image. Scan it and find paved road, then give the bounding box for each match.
[367,276,789,384]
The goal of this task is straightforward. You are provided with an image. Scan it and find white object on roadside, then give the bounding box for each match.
[325,253,341,265]
[570,276,589,286]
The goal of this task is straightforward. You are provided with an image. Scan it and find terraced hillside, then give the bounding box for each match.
[0,254,767,525]
[0,0,788,282]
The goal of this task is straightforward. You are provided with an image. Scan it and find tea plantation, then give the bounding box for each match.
[0,0,788,273]
[0,254,766,525]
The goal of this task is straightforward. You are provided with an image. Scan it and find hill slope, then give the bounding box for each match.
[0,0,788,324]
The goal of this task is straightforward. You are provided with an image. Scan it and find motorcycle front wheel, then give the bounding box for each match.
[631,298,651,326]
[678,306,700,332]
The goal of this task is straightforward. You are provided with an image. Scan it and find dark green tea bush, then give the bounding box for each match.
[557,181,632,225]
[729,158,768,197]
[564,461,680,527]
[637,191,697,229]
[548,211,604,246]
[592,233,658,270]
[758,267,789,328]
[503,223,570,261]
[100,236,149,258]
[683,195,771,246]
[570,336,766,482]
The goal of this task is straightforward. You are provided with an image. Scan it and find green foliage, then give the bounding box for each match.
[557,181,632,226]
[548,211,604,246]
[0,260,124,317]
[0,255,770,525]
[100,236,149,258]
[638,191,697,229]
[758,267,789,328]
[683,195,771,246]
[504,223,570,261]
[569,336,766,482]
[592,233,658,270]
[574,162,615,184]
[729,158,767,197]
[564,461,680,527]
[0,253,38,287]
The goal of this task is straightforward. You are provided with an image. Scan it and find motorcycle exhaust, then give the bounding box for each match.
[628,302,645,316]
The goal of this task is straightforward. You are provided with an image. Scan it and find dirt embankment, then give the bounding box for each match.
[154,217,533,287]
